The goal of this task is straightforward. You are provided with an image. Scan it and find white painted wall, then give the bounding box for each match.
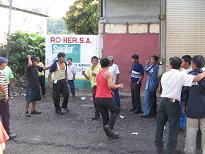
[0,6,47,43]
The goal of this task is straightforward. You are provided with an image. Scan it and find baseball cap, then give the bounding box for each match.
[0,57,5,64]
[107,56,114,61]
[4,57,8,63]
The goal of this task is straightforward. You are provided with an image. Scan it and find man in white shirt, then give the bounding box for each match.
[108,56,121,109]
[155,57,205,154]
[67,58,77,98]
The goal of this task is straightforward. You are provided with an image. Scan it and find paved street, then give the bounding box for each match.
[5,91,186,154]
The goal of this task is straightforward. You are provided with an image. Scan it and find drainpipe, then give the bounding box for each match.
[159,0,166,73]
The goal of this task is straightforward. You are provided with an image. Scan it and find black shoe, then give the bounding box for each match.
[155,145,164,153]
[55,110,65,115]
[130,108,136,112]
[107,133,119,140]
[31,110,41,114]
[62,107,70,112]
[91,116,100,120]
[103,125,114,136]
[134,110,142,114]
[9,132,17,139]
[140,114,153,118]
[25,111,31,117]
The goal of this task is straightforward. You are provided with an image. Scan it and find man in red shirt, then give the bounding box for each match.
[95,58,123,140]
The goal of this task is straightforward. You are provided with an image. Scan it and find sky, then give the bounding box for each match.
[12,0,76,18]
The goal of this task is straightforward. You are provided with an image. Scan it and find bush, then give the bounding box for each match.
[1,31,45,76]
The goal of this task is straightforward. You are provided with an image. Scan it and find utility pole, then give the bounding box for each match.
[6,0,13,58]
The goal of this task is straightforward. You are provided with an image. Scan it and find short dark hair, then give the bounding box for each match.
[182,55,192,65]
[91,56,98,61]
[131,54,139,60]
[151,55,159,61]
[100,58,110,68]
[57,52,65,58]
[31,56,38,62]
[192,55,205,69]
[169,57,182,69]
[67,57,72,61]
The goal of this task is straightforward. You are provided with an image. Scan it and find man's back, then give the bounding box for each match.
[185,70,205,118]
[161,69,194,100]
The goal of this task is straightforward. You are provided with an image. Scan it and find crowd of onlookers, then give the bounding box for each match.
[0,53,205,154]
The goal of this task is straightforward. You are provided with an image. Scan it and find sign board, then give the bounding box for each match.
[45,35,100,80]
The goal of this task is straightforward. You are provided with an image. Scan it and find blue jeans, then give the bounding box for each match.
[68,80,75,97]
[179,99,186,129]
[143,89,156,116]
[143,89,152,116]
[112,89,121,109]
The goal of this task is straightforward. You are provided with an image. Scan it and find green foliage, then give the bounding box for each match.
[64,0,99,35]
[0,31,45,76]
[48,18,68,34]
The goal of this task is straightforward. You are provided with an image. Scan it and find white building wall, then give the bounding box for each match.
[0,6,47,44]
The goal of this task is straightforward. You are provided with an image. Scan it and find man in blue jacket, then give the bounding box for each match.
[182,55,205,154]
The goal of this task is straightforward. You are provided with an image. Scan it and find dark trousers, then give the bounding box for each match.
[155,98,180,154]
[68,80,75,97]
[131,82,141,111]
[52,79,69,111]
[151,91,157,115]
[8,84,11,97]
[112,88,121,109]
[0,99,10,134]
[96,98,120,129]
[92,86,100,117]
[39,76,45,95]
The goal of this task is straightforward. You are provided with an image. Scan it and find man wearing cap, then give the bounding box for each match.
[0,57,16,139]
[108,56,121,109]
[24,55,43,117]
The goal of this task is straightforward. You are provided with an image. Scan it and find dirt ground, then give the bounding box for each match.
[4,90,190,154]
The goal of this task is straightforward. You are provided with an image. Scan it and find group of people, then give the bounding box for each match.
[1,52,205,154]
[82,53,205,154]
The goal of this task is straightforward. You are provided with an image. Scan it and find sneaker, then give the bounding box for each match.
[25,111,31,117]
[31,110,41,114]
[55,110,65,115]
[9,132,17,139]
[62,107,70,112]
[91,116,100,120]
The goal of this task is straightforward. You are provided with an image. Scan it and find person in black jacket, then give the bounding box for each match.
[183,55,205,154]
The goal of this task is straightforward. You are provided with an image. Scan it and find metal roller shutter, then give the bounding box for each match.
[165,0,205,68]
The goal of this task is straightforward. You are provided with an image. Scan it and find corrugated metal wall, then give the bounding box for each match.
[165,0,205,68]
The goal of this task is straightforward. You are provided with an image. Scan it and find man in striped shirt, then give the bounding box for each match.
[0,57,16,139]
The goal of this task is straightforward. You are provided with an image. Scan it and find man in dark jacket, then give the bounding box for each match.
[183,55,205,154]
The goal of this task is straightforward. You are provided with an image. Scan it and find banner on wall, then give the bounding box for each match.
[45,35,100,79]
